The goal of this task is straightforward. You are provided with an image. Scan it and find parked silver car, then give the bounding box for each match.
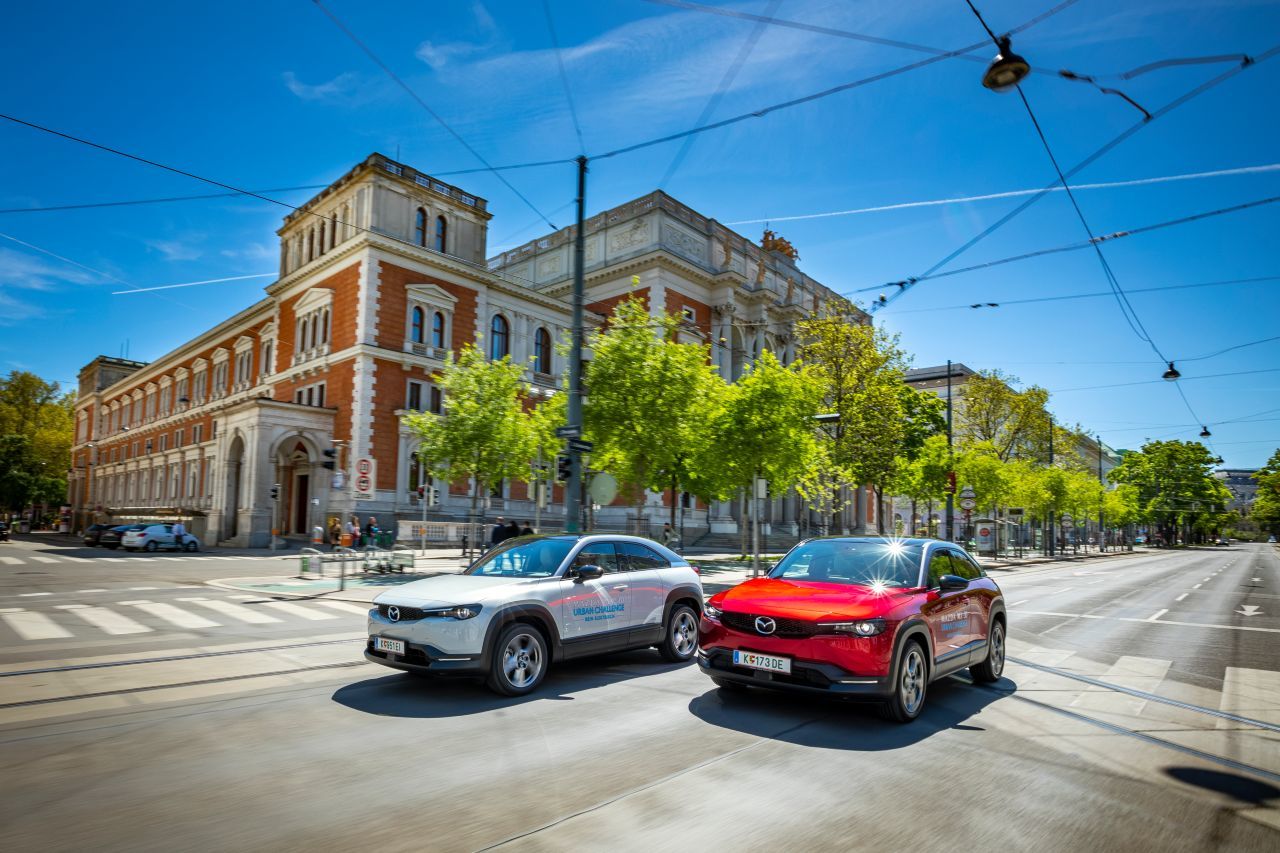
[122,524,201,552]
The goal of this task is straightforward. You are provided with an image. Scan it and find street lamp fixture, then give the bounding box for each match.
[1199,426,1212,438]
[982,36,1031,92]
[1162,362,1181,381]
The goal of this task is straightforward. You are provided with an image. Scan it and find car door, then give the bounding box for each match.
[920,550,973,670]
[556,541,634,655]
[616,541,670,645]
[947,548,989,652]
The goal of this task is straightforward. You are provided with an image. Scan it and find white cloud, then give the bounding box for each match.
[220,242,274,262]
[282,71,361,101]
[145,237,204,262]
[0,247,100,291]
[415,1,501,70]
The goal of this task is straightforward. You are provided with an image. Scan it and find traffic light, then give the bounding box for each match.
[947,471,957,495]
[269,483,280,501]
[556,454,572,482]
[322,448,337,470]
[427,487,440,507]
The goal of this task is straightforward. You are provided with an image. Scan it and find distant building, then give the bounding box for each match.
[1215,468,1260,514]
[68,153,864,545]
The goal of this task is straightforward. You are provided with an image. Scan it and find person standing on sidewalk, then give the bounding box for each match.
[172,519,187,550]
[365,517,379,548]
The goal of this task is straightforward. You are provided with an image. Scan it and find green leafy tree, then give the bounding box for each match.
[892,434,951,536]
[0,371,73,513]
[1109,440,1225,545]
[403,345,534,527]
[797,308,907,530]
[584,295,725,529]
[1251,449,1280,536]
[955,371,1067,463]
[698,351,822,561]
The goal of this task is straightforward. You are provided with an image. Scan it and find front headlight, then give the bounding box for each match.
[816,618,886,637]
[423,604,483,620]
[703,602,722,620]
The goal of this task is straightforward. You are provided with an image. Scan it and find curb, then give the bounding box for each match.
[205,578,379,605]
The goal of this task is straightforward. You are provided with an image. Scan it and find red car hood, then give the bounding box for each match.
[714,578,915,621]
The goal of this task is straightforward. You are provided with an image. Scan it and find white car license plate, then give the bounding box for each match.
[733,650,791,674]
[373,637,405,655]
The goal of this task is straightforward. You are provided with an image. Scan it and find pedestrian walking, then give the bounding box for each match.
[505,519,520,540]
[365,517,378,548]
[660,522,679,549]
[328,519,342,550]
[489,517,507,549]
[520,521,534,536]
[172,519,187,549]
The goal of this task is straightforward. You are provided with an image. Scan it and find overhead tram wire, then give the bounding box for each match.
[309,0,561,230]
[872,43,1279,313]
[888,275,1280,315]
[658,0,782,189]
[847,194,1280,296]
[590,0,1084,164]
[0,185,328,214]
[541,0,586,156]
[0,113,549,291]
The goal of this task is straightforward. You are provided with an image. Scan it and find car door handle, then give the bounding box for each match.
[613,585,629,590]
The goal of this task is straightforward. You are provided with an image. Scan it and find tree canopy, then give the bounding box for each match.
[0,371,74,511]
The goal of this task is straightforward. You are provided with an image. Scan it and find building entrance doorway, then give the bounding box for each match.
[293,473,310,534]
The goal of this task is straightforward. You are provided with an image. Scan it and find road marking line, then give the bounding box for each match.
[1148,609,1168,621]
[1008,599,1029,606]
[1175,593,1188,601]
[119,600,221,629]
[311,600,371,616]
[18,592,51,597]
[55,604,151,635]
[1016,610,1280,633]
[29,556,61,564]
[259,601,340,621]
[0,608,73,640]
[0,557,21,566]
[76,589,108,593]
[1203,577,1212,582]
[1070,655,1172,716]
[1194,584,1203,589]
[1218,667,1280,729]
[176,597,282,624]
[129,587,159,591]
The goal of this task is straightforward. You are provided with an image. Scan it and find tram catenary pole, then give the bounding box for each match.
[564,156,587,533]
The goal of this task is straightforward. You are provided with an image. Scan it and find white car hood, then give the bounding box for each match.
[373,573,551,607]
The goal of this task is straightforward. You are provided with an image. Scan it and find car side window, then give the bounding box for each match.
[617,542,669,572]
[947,550,979,581]
[927,552,954,588]
[574,543,620,573]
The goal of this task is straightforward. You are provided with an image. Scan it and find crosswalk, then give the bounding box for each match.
[0,594,371,642]
[0,552,294,566]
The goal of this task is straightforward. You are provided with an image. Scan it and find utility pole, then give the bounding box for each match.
[1097,434,1105,552]
[945,359,954,542]
[1047,414,1055,557]
[565,156,587,533]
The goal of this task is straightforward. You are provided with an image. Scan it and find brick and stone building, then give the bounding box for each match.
[68,153,866,546]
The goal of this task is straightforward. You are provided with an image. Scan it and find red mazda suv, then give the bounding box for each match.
[698,537,1005,722]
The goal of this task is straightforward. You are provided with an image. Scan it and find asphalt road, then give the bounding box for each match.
[0,539,1277,852]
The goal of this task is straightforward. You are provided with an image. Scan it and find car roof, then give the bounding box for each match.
[799,536,946,548]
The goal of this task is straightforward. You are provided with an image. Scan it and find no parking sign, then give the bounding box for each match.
[353,457,377,500]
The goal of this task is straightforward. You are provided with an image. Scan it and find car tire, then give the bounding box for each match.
[659,604,699,663]
[710,676,747,692]
[144,541,158,552]
[970,619,1005,684]
[184,541,199,553]
[486,623,548,697]
[880,640,928,723]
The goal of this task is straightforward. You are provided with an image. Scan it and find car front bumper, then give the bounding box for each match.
[696,647,894,699]
[364,639,486,676]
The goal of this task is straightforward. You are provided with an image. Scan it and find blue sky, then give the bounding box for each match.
[2,0,1278,467]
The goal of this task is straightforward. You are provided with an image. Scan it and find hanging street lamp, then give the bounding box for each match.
[982,36,1031,92]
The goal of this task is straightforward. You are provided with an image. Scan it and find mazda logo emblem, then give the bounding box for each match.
[387,606,401,622]
[754,616,776,635]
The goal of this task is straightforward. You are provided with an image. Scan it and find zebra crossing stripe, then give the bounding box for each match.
[29,555,61,564]
[0,557,21,566]
[176,597,282,624]
[119,600,221,629]
[259,601,339,621]
[0,607,73,640]
[311,600,373,616]
[54,604,151,635]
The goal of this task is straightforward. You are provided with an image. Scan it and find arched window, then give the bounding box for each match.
[489,314,509,360]
[415,208,428,247]
[431,311,445,348]
[411,307,425,343]
[434,215,447,252]
[533,327,551,374]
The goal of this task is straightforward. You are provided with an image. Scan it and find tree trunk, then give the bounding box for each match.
[739,488,749,557]
[669,478,678,528]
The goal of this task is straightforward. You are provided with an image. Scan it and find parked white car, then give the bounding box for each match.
[367,534,703,695]
[122,524,201,552]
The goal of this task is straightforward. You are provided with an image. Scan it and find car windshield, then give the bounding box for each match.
[769,540,924,588]
[464,537,575,578]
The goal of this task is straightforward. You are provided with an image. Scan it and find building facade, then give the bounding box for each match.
[68,153,866,546]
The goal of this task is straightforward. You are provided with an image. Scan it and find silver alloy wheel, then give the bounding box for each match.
[502,632,544,688]
[901,647,925,716]
[672,610,698,657]
[990,623,1005,677]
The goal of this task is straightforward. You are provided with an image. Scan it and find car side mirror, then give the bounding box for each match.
[938,574,969,592]
[571,564,604,582]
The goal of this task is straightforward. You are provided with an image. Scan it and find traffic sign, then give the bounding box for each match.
[555,426,581,439]
[1007,507,1024,516]
[959,485,976,499]
[353,457,377,500]
[959,497,977,511]
[567,438,594,453]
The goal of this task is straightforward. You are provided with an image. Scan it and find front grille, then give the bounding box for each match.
[378,604,427,621]
[720,611,818,638]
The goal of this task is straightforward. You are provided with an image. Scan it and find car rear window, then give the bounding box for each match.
[769,540,923,588]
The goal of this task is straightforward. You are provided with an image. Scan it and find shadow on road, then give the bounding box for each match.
[331,649,691,718]
[1165,767,1280,806]
[687,674,1009,750]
